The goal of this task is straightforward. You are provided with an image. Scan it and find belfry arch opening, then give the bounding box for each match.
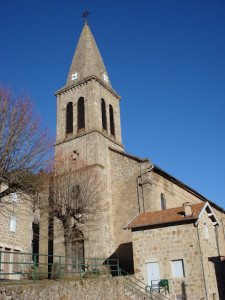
[109,105,115,136]
[101,99,107,131]
[66,102,73,134]
[78,97,85,130]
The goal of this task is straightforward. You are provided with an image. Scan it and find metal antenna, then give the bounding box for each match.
[82,11,90,24]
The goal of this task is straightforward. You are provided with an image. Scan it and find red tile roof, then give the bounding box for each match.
[126,203,205,229]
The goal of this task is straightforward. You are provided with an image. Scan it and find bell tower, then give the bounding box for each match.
[54,19,125,258]
[55,20,124,167]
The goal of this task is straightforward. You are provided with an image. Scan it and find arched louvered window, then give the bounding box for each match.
[101,99,107,130]
[161,193,166,210]
[66,102,73,134]
[109,105,115,136]
[78,97,85,130]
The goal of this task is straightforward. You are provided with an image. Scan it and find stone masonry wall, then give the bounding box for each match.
[109,149,150,248]
[0,277,130,300]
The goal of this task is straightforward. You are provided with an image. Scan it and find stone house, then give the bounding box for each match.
[125,202,224,299]
[39,19,225,298]
[0,180,34,280]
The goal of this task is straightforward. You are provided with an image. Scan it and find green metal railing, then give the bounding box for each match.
[0,250,119,282]
[120,269,170,300]
[0,250,170,299]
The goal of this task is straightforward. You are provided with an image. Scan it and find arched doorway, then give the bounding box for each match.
[71,229,84,272]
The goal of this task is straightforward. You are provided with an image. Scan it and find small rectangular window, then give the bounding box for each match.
[172,260,184,278]
[10,217,17,232]
[11,192,18,203]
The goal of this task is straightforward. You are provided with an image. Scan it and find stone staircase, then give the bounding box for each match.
[124,283,150,299]
[122,273,171,300]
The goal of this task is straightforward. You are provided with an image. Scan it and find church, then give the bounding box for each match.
[40,17,225,299]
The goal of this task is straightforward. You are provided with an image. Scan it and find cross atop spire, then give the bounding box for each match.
[82,11,90,24]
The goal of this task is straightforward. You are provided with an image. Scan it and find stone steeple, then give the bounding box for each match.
[53,19,124,260]
[66,22,111,88]
[55,21,123,148]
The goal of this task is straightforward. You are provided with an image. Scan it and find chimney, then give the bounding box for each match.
[183,202,192,216]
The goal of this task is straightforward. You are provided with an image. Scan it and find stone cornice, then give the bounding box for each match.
[55,76,121,100]
[55,129,125,149]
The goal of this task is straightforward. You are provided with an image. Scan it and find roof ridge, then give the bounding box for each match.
[139,202,204,216]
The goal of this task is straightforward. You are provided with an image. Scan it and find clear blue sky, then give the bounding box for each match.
[1,0,225,208]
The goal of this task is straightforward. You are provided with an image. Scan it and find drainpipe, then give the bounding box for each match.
[197,223,208,300]
[137,166,154,214]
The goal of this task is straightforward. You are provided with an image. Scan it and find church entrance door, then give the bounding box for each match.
[72,239,84,273]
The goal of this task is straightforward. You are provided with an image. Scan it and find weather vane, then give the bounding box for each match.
[82,11,90,23]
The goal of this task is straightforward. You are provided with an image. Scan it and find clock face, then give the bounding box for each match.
[103,74,108,82]
[71,73,78,81]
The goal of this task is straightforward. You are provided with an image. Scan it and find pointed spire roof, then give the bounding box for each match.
[66,22,111,88]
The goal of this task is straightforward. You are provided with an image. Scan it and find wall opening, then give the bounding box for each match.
[109,105,115,136]
[101,99,107,131]
[66,102,73,134]
[106,242,134,275]
[78,97,85,130]
[161,193,166,210]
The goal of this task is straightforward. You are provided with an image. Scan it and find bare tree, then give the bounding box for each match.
[0,81,53,204]
[41,152,104,271]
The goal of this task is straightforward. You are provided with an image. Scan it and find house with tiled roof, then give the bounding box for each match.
[125,202,224,299]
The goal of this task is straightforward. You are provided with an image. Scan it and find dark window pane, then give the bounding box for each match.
[78,97,85,130]
[101,99,107,130]
[66,102,73,134]
[109,105,115,136]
